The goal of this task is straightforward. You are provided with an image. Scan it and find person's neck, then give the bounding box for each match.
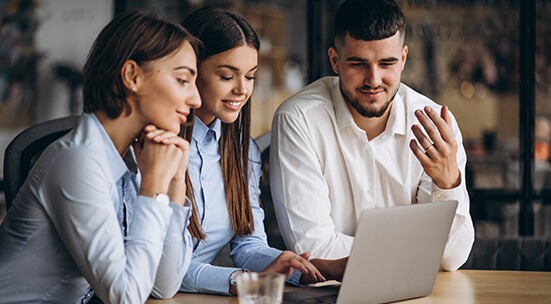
[95,110,141,157]
[351,105,392,141]
[195,108,216,127]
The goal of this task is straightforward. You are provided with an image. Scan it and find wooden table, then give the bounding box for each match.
[405,270,551,303]
[146,270,551,303]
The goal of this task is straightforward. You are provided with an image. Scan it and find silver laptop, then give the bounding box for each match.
[284,200,458,304]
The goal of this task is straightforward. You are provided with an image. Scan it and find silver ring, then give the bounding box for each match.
[424,144,434,154]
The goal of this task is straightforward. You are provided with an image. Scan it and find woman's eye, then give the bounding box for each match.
[246,76,256,81]
[177,78,188,85]
[220,75,234,81]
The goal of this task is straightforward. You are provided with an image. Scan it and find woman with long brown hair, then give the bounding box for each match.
[178,6,332,296]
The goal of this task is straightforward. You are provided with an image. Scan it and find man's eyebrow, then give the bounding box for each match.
[174,66,196,76]
[380,57,399,62]
[217,64,259,73]
[345,56,367,62]
[345,56,399,62]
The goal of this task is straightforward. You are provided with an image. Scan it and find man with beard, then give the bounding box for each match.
[269,0,474,273]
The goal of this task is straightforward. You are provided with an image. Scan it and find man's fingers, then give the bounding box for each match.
[425,106,455,144]
[411,124,434,153]
[440,105,452,125]
[414,107,456,152]
[292,254,325,282]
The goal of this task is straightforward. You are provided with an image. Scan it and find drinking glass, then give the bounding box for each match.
[237,272,285,304]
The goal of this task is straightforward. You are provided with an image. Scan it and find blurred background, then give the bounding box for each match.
[1,0,550,243]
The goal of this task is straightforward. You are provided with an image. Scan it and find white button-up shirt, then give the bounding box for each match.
[270,77,474,271]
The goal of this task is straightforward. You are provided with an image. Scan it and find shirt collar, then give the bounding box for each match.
[384,90,407,137]
[193,116,222,144]
[87,113,133,183]
[332,80,354,130]
[332,80,407,137]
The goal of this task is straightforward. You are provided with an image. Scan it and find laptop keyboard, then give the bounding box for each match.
[283,291,338,304]
[298,294,337,303]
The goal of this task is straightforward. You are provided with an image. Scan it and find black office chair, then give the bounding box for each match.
[3,115,80,210]
[461,236,551,271]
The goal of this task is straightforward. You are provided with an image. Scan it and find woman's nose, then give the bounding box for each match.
[232,78,247,96]
[189,84,201,109]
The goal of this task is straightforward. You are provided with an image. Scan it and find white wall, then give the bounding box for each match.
[35,0,113,121]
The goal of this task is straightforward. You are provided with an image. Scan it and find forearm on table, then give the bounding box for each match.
[181,261,238,295]
[151,203,192,298]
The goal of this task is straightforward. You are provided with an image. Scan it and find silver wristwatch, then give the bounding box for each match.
[154,193,170,204]
[229,268,250,287]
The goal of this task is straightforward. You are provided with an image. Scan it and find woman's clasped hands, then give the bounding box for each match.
[133,124,190,205]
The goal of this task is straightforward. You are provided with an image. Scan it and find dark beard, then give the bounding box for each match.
[340,84,396,118]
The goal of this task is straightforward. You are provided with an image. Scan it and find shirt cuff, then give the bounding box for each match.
[431,180,464,202]
[211,267,241,295]
[138,194,170,207]
[130,196,173,242]
[165,202,191,243]
[287,269,303,286]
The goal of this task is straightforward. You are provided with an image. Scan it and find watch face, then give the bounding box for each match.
[230,270,244,286]
[155,193,170,204]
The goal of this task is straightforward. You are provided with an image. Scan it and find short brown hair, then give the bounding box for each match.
[334,0,406,49]
[83,10,200,118]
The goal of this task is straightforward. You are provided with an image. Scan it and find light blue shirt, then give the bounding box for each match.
[0,113,193,303]
[180,117,301,295]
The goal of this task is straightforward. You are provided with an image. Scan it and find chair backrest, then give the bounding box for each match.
[3,115,79,210]
[461,236,551,271]
[255,131,271,153]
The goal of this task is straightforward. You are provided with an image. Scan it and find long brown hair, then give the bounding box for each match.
[182,6,260,239]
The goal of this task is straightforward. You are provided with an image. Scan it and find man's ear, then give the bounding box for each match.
[121,60,141,92]
[328,47,340,75]
[401,45,409,72]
